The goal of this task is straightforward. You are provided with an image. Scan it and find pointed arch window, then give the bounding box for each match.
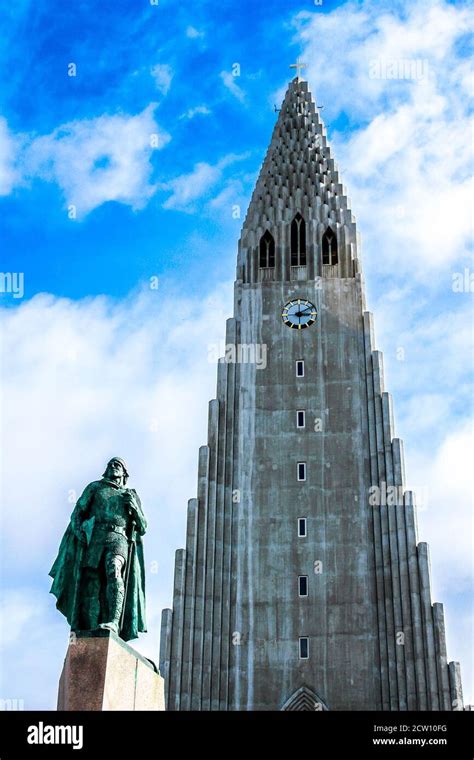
[322,227,338,266]
[281,686,329,712]
[291,213,306,266]
[259,230,275,268]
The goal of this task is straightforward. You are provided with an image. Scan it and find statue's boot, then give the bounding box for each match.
[99,578,125,635]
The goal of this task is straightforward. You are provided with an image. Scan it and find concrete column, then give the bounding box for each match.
[218,320,238,709]
[217,355,226,402]
[201,401,220,709]
[363,314,378,485]
[417,543,440,709]
[210,370,227,708]
[159,608,172,708]
[372,353,398,709]
[179,498,198,710]
[372,353,386,481]
[363,313,389,710]
[393,441,416,709]
[404,491,428,709]
[382,394,407,710]
[190,446,210,709]
[168,549,186,710]
[433,603,451,710]
[448,661,464,710]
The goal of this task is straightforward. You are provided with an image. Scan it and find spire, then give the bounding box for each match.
[240,77,354,243]
[237,74,359,283]
[289,58,307,81]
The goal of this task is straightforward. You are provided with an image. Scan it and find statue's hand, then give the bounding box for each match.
[124,490,146,534]
[124,490,139,514]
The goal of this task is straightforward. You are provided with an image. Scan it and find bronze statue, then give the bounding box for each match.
[49,458,147,640]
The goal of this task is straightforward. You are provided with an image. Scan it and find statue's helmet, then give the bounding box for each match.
[103,457,129,484]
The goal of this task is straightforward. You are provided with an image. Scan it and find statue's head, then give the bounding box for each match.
[102,457,129,486]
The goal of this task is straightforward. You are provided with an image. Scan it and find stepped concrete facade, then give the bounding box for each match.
[160,77,464,711]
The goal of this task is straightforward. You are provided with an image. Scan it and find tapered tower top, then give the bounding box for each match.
[238,75,360,283]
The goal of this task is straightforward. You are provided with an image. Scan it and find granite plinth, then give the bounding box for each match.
[57,630,165,711]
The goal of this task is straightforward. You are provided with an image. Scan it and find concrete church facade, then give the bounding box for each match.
[160,76,464,711]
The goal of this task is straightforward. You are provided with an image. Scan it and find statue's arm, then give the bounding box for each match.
[127,490,147,536]
[71,482,96,542]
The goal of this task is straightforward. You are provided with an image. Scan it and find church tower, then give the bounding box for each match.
[160,75,464,711]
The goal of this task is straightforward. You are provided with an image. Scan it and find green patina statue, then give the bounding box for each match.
[49,457,147,641]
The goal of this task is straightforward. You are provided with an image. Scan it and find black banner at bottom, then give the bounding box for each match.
[0,710,472,758]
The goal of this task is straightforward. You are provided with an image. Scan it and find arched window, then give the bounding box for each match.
[322,227,338,266]
[259,230,275,268]
[281,685,329,712]
[291,213,306,266]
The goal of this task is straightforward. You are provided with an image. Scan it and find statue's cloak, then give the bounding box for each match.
[49,486,146,642]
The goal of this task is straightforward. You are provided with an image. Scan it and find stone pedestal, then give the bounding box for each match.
[57,630,165,711]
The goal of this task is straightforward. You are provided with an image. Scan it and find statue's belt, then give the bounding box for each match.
[94,522,127,537]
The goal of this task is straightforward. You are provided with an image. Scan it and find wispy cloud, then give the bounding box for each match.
[1,0,472,709]
[150,63,174,95]
[0,283,232,704]
[0,117,22,195]
[162,153,248,212]
[186,25,204,39]
[220,71,245,103]
[294,0,473,279]
[179,105,211,120]
[290,0,473,699]
[22,105,170,218]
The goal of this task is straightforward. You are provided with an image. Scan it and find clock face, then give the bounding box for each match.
[282,299,317,329]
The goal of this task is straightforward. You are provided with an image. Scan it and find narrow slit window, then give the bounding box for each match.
[299,576,308,597]
[259,230,275,268]
[299,637,309,659]
[322,227,338,266]
[296,410,305,428]
[297,462,306,481]
[296,360,304,378]
[298,518,307,537]
[290,213,306,266]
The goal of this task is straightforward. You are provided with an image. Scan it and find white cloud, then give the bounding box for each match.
[220,71,245,103]
[411,424,473,591]
[0,283,233,705]
[25,105,170,218]
[179,105,211,120]
[410,423,474,698]
[209,179,245,213]
[0,590,40,649]
[150,63,173,95]
[288,2,473,701]
[186,25,204,39]
[163,162,221,211]
[0,286,232,568]
[0,587,66,708]
[374,300,474,419]
[0,117,22,195]
[1,274,472,704]
[162,153,248,212]
[355,203,474,701]
[294,1,472,118]
[1,0,471,709]
[292,0,473,277]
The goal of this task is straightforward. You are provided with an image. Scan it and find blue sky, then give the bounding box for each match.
[0,0,353,300]
[0,0,472,709]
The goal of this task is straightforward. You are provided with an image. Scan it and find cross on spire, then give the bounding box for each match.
[290,58,307,81]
